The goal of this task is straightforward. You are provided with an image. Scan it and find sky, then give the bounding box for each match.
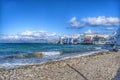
[0,0,120,42]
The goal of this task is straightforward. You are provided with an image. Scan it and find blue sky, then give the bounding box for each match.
[1,0,120,35]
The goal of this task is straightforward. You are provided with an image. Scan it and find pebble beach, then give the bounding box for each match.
[0,51,120,80]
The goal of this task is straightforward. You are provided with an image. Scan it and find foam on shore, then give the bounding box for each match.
[0,49,109,69]
[41,51,61,56]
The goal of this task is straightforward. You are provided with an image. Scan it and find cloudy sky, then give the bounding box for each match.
[0,0,120,42]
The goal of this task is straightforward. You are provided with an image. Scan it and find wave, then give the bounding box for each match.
[0,62,30,69]
[39,51,61,56]
[0,49,109,69]
[95,47,102,50]
[0,51,61,59]
[59,49,109,60]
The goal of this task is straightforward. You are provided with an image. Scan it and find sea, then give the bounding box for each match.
[0,43,108,69]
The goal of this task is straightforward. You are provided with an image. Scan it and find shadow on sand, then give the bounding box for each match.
[112,68,120,80]
[67,64,88,80]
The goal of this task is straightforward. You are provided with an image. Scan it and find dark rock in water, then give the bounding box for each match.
[16,53,44,59]
[34,52,44,58]
[113,49,119,52]
[112,46,119,52]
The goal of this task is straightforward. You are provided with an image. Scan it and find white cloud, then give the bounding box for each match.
[68,17,84,27]
[0,31,58,43]
[82,16,120,26]
[85,29,93,34]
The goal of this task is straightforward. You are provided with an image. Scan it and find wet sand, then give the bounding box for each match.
[0,51,120,80]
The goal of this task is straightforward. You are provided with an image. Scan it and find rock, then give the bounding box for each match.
[34,52,44,58]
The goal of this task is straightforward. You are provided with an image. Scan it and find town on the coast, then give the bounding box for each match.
[56,28,120,46]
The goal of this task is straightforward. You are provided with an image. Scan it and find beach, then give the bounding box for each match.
[0,51,120,80]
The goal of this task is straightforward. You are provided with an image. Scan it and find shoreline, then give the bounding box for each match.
[0,49,108,70]
[0,51,120,80]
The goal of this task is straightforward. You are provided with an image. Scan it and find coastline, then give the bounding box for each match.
[0,51,120,80]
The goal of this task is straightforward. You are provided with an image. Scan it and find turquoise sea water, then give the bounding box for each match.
[0,43,105,69]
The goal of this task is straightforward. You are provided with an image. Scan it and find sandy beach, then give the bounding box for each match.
[0,51,120,80]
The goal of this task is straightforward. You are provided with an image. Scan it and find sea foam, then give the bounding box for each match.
[41,51,61,56]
